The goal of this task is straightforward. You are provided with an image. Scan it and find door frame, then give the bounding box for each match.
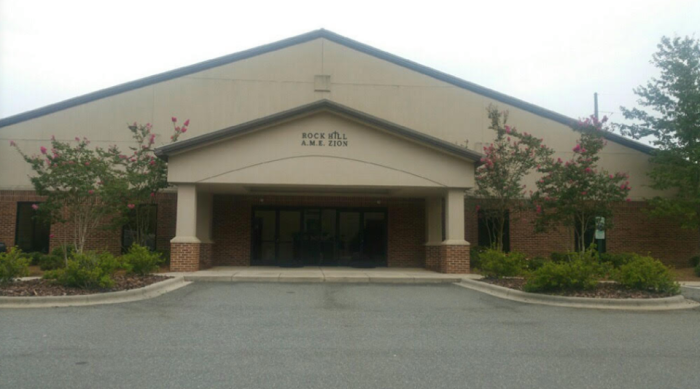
[250,205,388,267]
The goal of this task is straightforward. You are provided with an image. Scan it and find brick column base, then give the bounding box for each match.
[437,244,470,274]
[199,243,213,270]
[425,245,441,271]
[170,242,201,272]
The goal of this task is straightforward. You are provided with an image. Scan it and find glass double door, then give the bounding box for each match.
[251,207,387,267]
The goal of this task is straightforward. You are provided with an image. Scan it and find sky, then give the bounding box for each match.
[1,0,699,141]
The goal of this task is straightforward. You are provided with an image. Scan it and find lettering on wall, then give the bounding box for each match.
[301,131,348,147]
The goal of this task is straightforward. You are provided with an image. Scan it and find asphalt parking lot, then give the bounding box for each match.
[1,283,699,389]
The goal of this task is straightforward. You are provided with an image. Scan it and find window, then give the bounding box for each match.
[15,202,50,253]
[574,216,606,253]
[477,209,510,252]
[122,205,158,252]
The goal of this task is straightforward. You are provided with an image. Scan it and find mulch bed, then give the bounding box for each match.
[481,278,676,299]
[0,275,172,297]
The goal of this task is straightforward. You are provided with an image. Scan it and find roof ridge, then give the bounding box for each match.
[0,29,653,154]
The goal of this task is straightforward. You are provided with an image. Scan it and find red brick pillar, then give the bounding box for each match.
[425,244,441,271]
[438,244,470,274]
[170,242,201,272]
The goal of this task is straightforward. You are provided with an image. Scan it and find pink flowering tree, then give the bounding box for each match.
[11,118,188,258]
[531,116,630,252]
[11,137,115,260]
[469,106,554,251]
[98,117,188,249]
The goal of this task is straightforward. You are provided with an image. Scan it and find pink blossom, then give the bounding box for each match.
[150,192,156,198]
[536,205,542,214]
[585,167,592,173]
[9,140,16,147]
[51,135,56,141]
[475,205,480,212]
[171,117,177,122]
[581,191,587,195]
[88,190,94,194]
[573,144,581,152]
[149,160,156,166]
[31,204,39,210]
[626,198,631,202]
[127,204,136,209]
[75,137,80,142]
[40,146,47,154]
[609,174,614,179]
[181,128,187,133]
[505,125,511,134]
[85,162,90,166]
[184,119,190,126]
[49,234,55,239]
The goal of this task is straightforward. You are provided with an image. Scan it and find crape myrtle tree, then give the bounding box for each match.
[617,36,700,233]
[468,106,554,251]
[10,118,188,258]
[11,137,115,261]
[532,116,631,253]
[98,118,189,248]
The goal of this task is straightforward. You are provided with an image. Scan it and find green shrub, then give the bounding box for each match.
[469,246,488,270]
[43,251,120,289]
[613,255,680,295]
[524,251,604,293]
[479,249,526,278]
[39,254,64,270]
[550,252,575,263]
[690,255,700,268]
[122,244,164,275]
[695,263,700,277]
[51,245,76,261]
[23,252,45,266]
[524,256,548,272]
[0,247,30,283]
[599,252,636,269]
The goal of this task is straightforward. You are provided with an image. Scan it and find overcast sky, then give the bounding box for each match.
[1,0,699,138]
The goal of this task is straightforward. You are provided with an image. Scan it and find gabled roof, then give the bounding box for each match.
[0,29,653,154]
[154,99,482,162]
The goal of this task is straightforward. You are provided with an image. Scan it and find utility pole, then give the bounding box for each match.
[594,92,599,120]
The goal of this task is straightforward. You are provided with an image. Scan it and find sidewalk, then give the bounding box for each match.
[164,267,479,283]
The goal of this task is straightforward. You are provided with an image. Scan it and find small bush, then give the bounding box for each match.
[524,251,604,293]
[550,252,575,263]
[524,256,548,272]
[121,244,164,275]
[599,252,636,269]
[44,251,119,289]
[690,255,700,268]
[0,247,30,283]
[39,254,64,270]
[613,255,680,295]
[469,246,488,270]
[23,252,45,266]
[695,263,700,277]
[479,249,526,278]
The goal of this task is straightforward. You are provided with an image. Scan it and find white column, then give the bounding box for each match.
[196,192,213,243]
[171,184,201,243]
[425,197,443,245]
[443,189,468,245]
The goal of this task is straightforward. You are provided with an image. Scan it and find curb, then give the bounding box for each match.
[681,285,700,303]
[182,275,464,284]
[0,276,190,309]
[456,278,700,311]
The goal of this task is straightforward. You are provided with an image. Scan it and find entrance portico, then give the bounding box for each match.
[156,100,480,273]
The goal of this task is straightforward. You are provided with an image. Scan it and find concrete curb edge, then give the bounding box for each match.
[0,276,191,309]
[456,278,700,310]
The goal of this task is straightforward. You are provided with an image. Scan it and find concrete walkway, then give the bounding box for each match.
[164,267,477,283]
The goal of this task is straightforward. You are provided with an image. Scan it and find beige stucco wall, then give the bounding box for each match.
[0,37,653,199]
[167,112,474,189]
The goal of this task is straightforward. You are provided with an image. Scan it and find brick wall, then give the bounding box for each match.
[439,244,470,274]
[465,200,700,267]
[0,190,177,255]
[211,195,425,267]
[171,242,200,272]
